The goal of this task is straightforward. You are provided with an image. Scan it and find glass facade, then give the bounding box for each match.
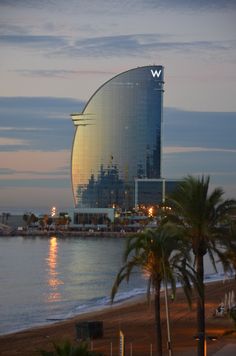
[71,65,164,209]
[134,179,182,207]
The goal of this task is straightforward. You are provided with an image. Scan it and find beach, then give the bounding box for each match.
[0,279,236,356]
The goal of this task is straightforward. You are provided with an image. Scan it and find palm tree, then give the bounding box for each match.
[111,223,197,356]
[23,212,38,230]
[165,175,236,356]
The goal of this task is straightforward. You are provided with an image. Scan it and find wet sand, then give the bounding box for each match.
[0,280,236,356]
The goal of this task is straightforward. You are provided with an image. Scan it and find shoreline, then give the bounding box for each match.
[0,275,230,338]
[1,231,132,238]
[1,280,236,355]
[0,287,149,337]
[0,292,147,338]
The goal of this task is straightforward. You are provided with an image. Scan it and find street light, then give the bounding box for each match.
[51,206,56,217]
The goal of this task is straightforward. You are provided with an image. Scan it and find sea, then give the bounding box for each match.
[0,235,228,336]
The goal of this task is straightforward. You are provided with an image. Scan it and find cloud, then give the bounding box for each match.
[0,137,30,146]
[0,97,84,151]
[1,0,235,12]
[163,146,236,154]
[0,149,71,189]
[13,69,116,78]
[0,168,15,175]
[0,98,235,154]
[143,0,236,10]
[61,35,234,58]
[0,167,69,177]
[0,186,73,211]
[0,96,83,112]
[163,108,236,150]
[194,171,236,177]
[162,146,236,187]
[0,178,69,188]
[0,149,70,172]
[0,96,235,207]
[0,32,234,58]
[0,126,50,132]
[0,23,30,35]
[0,34,67,48]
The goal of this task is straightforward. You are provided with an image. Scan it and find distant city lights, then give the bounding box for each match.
[51,206,57,217]
[148,207,154,217]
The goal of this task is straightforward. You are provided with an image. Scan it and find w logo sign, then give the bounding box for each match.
[150,69,162,78]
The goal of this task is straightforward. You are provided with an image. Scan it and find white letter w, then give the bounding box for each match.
[151,69,162,78]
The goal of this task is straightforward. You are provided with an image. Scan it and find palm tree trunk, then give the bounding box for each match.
[196,252,205,356]
[154,281,162,356]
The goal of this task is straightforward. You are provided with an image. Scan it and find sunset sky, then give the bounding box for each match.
[0,0,236,213]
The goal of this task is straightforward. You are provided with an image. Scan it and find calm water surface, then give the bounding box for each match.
[0,236,225,335]
[0,236,145,335]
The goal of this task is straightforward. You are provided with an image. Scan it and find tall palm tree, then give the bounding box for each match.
[111,223,197,356]
[165,175,236,356]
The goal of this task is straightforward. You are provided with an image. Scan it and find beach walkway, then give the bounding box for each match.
[214,344,236,355]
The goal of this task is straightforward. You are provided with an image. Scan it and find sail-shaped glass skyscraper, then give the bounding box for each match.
[71,65,164,209]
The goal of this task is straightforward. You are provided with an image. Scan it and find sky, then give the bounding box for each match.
[0,0,236,213]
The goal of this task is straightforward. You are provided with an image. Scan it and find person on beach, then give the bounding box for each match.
[215,302,225,316]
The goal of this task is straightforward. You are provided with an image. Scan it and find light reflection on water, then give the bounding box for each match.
[0,236,226,335]
[45,237,64,303]
[0,236,142,335]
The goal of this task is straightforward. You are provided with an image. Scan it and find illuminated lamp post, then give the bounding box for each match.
[50,206,57,231]
[51,206,56,217]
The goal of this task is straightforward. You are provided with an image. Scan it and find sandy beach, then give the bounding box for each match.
[0,279,236,356]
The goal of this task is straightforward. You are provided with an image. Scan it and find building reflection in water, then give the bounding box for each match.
[46,236,63,303]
